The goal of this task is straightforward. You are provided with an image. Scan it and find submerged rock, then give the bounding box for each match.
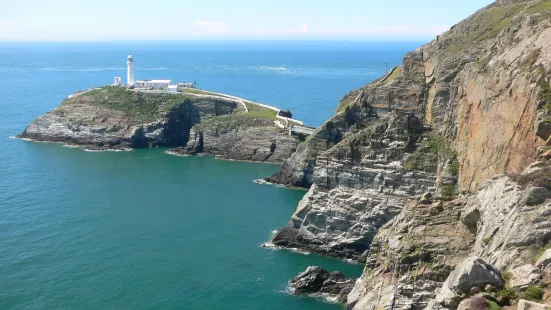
[290,266,355,303]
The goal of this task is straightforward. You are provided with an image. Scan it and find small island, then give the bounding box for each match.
[19,55,314,163]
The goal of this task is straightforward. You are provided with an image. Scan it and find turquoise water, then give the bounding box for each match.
[0,41,420,309]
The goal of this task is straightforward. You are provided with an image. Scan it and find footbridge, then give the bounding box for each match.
[289,125,316,136]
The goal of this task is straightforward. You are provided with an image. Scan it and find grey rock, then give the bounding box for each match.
[537,121,551,141]
[522,187,551,206]
[518,299,551,310]
[434,257,504,307]
[290,266,355,303]
[535,249,551,270]
[509,264,541,289]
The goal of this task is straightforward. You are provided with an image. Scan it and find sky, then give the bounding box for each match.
[0,0,494,41]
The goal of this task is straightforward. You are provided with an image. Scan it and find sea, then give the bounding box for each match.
[0,41,422,309]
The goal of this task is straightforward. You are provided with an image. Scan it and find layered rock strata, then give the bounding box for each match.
[268,0,551,309]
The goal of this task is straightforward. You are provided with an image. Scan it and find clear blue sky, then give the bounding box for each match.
[0,0,494,41]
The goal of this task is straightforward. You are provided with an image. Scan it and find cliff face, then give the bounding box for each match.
[20,87,298,162]
[272,0,551,308]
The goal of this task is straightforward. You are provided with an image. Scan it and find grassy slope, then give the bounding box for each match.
[64,87,282,130]
[64,86,187,123]
[445,0,551,54]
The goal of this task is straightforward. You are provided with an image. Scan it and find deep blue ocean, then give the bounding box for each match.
[0,41,421,309]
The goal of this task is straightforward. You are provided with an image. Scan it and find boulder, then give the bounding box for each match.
[419,192,433,204]
[518,299,551,310]
[509,264,542,289]
[435,257,504,306]
[458,295,487,310]
[290,266,355,303]
[536,249,551,270]
[537,121,551,141]
[522,187,551,206]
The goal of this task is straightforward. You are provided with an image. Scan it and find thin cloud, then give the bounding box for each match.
[252,26,266,35]
[192,20,227,35]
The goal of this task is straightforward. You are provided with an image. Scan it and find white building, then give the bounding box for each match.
[168,85,178,93]
[133,79,173,89]
[127,55,135,85]
[178,82,194,88]
[112,55,192,91]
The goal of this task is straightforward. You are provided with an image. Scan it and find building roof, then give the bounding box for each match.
[135,79,172,84]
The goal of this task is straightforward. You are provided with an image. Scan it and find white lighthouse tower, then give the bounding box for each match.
[126,55,135,85]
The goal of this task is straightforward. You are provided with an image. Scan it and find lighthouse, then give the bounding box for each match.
[126,55,135,85]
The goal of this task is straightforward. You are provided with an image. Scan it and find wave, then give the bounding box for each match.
[282,285,340,304]
[259,66,287,71]
[252,179,286,188]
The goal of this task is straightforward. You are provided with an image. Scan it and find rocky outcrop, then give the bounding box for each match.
[271,112,438,260]
[168,116,298,163]
[432,257,504,308]
[269,0,551,307]
[19,87,298,162]
[347,162,551,309]
[289,266,355,303]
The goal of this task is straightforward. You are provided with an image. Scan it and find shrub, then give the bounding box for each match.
[449,159,460,176]
[485,299,501,310]
[501,270,513,282]
[441,184,457,197]
[523,286,544,301]
[483,236,492,245]
[497,287,518,303]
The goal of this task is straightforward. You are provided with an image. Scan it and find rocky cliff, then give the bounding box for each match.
[19,87,298,162]
[271,0,551,308]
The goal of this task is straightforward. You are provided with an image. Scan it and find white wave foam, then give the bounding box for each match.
[282,284,340,304]
[165,150,191,157]
[259,66,287,71]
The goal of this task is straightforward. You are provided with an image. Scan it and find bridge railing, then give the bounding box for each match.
[290,125,316,136]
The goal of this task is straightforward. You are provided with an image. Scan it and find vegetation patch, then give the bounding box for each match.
[382,66,402,84]
[178,88,223,97]
[404,135,457,172]
[496,287,518,304]
[445,3,524,54]
[243,102,278,120]
[523,286,544,302]
[441,184,457,198]
[78,86,187,123]
[485,299,501,310]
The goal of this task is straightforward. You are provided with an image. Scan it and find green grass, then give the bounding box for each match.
[445,3,525,54]
[497,287,518,303]
[178,88,224,97]
[382,66,402,84]
[196,112,273,132]
[77,86,187,123]
[523,286,544,302]
[442,184,457,198]
[485,299,501,310]
[243,101,277,120]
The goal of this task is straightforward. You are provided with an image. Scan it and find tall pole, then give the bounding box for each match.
[385,62,388,74]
